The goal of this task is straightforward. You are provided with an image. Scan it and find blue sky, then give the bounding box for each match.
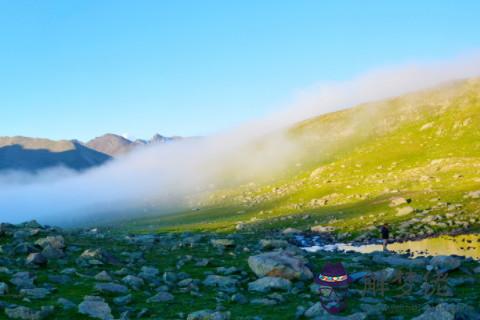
[1,1,479,141]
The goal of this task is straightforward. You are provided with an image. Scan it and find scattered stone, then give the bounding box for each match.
[396,206,415,217]
[210,239,235,249]
[147,292,174,303]
[390,197,411,207]
[248,276,291,293]
[310,225,335,233]
[113,294,132,305]
[20,288,50,299]
[187,310,230,320]
[203,275,238,291]
[5,306,54,320]
[429,256,461,273]
[94,271,113,282]
[94,282,129,295]
[25,253,47,267]
[78,296,113,320]
[122,275,144,290]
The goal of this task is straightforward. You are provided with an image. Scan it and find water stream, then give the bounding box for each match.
[298,234,480,259]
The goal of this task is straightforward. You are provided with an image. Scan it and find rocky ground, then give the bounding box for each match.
[0,220,479,319]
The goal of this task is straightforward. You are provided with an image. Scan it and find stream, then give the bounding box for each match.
[296,233,480,259]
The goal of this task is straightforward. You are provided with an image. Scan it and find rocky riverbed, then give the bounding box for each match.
[0,221,479,319]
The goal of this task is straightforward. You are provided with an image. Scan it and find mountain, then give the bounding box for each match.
[130,78,480,241]
[86,133,182,156]
[0,136,111,172]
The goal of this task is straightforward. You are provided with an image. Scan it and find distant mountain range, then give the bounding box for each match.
[0,133,182,172]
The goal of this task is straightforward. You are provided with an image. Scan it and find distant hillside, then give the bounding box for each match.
[0,137,111,172]
[86,133,182,156]
[132,78,480,239]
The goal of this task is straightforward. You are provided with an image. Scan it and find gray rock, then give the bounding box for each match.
[20,288,50,299]
[10,272,35,289]
[396,206,415,217]
[248,250,313,280]
[5,306,54,320]
[122,275,144,290]
[35,235,65,250]
[163,271,177,284]
[94,271,113,282]
[138,266,159,282]
[248,276,291,293]
[41,245,64,259]
[94,282,129,294]
[259,239,289,250]
[210,239,235,249]
[203,275,238,291]
[146,292,174,303]
[429,256,461,273]
[113,294,132,305]
[25,253,47,267]
[250,298,278,305]
[187,310,231,320]
[78,296,113,320]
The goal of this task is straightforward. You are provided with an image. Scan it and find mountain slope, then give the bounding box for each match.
[0,137,111,172]
[129,78,480,239]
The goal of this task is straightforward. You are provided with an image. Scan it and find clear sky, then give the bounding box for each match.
[1,1,479,141]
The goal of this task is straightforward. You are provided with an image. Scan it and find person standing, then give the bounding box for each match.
[380,223,390,251]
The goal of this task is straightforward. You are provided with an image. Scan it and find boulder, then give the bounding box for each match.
[429,256,461,273]
[78,296,113,320]
[203,275,238,291]
[35,236,65,250]
[210,239,235,249]
[122,275,144,290]
[248,251,313,280]
[146,292,174,303]
[396,206,415,217]
[248,276,291,293]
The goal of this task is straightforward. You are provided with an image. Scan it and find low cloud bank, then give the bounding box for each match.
[1,53,479,225]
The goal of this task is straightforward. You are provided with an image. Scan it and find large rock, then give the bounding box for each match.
[396,206,415,217]
[5,306,53,320]
[78,248,119,265]
[248,251,313,280]
[35,235,65,250]
[429,256,461,273]
[78,296,113,320]
[248,276,291,293]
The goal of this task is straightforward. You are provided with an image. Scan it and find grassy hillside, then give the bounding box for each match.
[126,79,480,238]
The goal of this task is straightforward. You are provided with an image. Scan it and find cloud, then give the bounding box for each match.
[0,52,479,225]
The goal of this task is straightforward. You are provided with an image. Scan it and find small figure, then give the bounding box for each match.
[380,223,390,251]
